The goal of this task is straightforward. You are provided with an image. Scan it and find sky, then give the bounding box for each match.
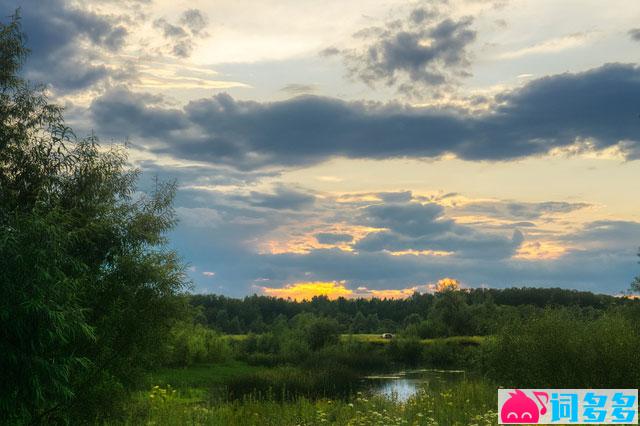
[6,0,640,298]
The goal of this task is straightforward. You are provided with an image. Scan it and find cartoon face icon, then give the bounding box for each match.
[500,389,548,424]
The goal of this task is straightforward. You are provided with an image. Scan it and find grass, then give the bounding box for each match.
[340,334,486,346]
[223,334,487,346]
[144,360,266,390]
[113,379,498,425]
[144,361,362,402]
[114,336,495,424]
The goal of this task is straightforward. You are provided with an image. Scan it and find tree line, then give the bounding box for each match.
[190,286,630,336]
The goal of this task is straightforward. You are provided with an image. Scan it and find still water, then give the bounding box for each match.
[364,369,466,402]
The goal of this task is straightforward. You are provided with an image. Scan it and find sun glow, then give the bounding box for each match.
[260,281,354,301]
[259,277,464,301]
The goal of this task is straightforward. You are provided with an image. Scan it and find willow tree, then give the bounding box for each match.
[0,14,188,423]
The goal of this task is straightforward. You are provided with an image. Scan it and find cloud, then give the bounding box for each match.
[168,186,639,297]
[153,8,209,58]
[564,220,640,250]
[498,32,594,59]
[355,228,523,260]
[319,47,340,57]
[341,6,476,93]
[629,28,640,42]
[353,201,524,259]
[89,63,640,170]
[454,200,591,220]
[4,0,131,92]
[180,9,208,36]
[280,84,318,95]
[246,186,315,210]
[89,87,188,138]
[315,232,354,245]
[360,202,451,237]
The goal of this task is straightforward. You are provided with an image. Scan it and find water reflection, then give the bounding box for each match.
[365,369,466,402]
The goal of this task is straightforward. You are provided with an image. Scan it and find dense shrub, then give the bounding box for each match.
[164,322,233,366]
[305,317,340,350]
[483,307,640,388]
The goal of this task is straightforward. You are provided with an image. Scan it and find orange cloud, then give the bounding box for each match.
[258,225,382,254]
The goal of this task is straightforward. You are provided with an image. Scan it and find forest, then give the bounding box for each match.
[2,13,640,425]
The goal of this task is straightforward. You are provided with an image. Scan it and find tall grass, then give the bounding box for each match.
[111,379,497,426]
[225,366,360,400]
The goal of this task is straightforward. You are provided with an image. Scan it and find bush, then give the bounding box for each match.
[483,307,640,388]
[164,322,233,366]
[305,317,340,350]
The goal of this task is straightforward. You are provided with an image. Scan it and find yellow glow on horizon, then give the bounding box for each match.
[366,288,419,299]
[260,277,464,301]
[260,281,353,301]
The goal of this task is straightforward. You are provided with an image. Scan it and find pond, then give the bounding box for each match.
[364,369,466,402]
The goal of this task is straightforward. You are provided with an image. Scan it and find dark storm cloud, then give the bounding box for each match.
[315,232,354,245]
[455,200,591,220]
[2,0,131,91]
[90,63,640,170]
[153,8,209,58]
[342,6,476,92]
